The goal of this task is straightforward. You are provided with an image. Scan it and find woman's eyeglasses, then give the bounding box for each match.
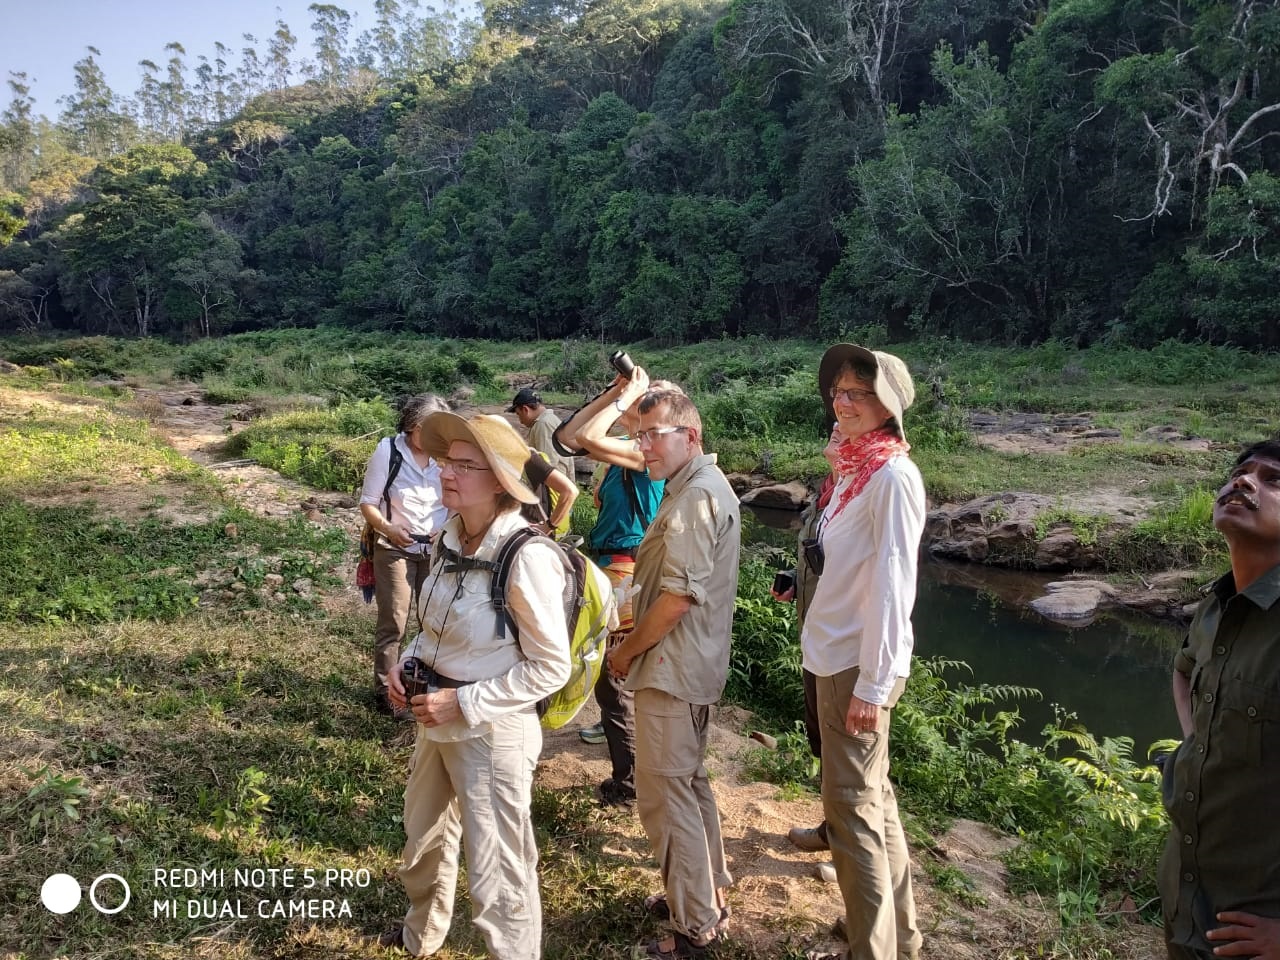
[635,425,689,444]
[829,386,877,404]
[439,456,492,475]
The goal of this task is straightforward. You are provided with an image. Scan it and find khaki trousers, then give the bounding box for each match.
[817,667,921,960]
[373,545,430,697]
[634,688,732,941]
[399,711,543,959]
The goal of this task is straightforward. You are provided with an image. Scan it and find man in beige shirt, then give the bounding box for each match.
[608,390,741,960]
[509,387,575,480]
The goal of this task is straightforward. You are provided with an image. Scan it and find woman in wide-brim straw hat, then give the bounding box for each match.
[382,412,570,960]
[801,344,926,960]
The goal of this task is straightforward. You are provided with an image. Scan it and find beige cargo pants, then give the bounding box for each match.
[398,710,543,959]
[817,667,921,960]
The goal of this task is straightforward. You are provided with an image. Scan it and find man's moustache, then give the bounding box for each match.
[1217,490,1259,510]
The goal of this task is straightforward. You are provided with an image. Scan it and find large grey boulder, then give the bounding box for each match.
[740,481,809,511]
[1029,580,1117,623]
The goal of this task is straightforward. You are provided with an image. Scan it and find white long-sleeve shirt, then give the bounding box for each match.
[800,455,926,705]
[359,435,447,555]
[401,510,571,741]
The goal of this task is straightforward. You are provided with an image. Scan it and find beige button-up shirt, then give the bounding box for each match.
[529,408,574,479]
[627,452,740,705]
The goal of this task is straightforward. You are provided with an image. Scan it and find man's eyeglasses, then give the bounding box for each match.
[439,456,492,475]
[635,425,689,444]
[829,386,877,404]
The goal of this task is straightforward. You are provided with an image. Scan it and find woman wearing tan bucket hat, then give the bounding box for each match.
[801,344,925,960]
[381,412,571,959]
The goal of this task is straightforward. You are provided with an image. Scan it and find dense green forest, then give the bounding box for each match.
[2,0,1279,346]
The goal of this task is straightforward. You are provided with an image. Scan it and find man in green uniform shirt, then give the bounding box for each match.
[1159,439,1280,960]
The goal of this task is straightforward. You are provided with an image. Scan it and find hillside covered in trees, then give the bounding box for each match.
[2,0,1279,347]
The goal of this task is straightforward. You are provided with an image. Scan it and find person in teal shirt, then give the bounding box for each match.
[562,366,677,806]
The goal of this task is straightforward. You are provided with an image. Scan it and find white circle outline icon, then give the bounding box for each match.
[41,874,82,914]
[89,873,131,915]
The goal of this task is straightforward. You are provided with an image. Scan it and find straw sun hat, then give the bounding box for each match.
[420,412,538,504]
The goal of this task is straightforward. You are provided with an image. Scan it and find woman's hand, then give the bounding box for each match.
[616,365,650,408]
[384,521,415,549]
[412,688,462,726]
[846,694,880,734]
[387,664,408,710]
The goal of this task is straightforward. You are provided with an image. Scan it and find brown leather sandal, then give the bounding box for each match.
[642,895,731,934]
[641,931,718,959]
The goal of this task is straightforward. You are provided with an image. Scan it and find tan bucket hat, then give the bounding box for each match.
[818,343,916,439]
[420,412,538,504]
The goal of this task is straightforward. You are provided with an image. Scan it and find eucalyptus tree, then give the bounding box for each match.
[268,20,299,89]
[307,4,354,88]
[1,73,37,191]
[59,48,136,159]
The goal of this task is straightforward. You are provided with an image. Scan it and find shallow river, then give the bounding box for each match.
[744,508,1184,753]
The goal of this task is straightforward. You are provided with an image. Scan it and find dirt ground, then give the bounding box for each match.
[33,383,1164,959]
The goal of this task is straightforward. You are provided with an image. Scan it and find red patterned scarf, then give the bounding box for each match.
[829,428,910,521]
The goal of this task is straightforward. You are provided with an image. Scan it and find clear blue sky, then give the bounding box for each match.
[0,0,385,119]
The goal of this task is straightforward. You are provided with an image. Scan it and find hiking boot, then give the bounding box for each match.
[787,825,830,852]
[579,722,607,744]
[599,777,636,807]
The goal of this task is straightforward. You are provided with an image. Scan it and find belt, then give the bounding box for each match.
[591,546,636,559]
[425,666,473,689]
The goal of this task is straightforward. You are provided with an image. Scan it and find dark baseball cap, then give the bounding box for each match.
[506,387,542,411]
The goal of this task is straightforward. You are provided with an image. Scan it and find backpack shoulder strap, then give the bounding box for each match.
[491,526,580,645]
[491,526,539,641]
[381,436,405,515]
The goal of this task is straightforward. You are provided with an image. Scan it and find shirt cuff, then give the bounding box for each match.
[853,674,894,706]
[456,684,480,727]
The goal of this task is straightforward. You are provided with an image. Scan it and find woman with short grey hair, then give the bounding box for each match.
[359,393,451,716]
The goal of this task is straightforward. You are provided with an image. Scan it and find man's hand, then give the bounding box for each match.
[769,585,796,603]
[412,688,461,726]
[1206,911,1280,958]
[607,645,633,680]
[846,694,880,734]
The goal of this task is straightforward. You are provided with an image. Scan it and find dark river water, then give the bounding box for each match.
[743,508,1183,753]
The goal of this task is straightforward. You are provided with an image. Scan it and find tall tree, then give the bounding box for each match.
[161,42,190,139]
[59,47,135,159]
[268,20,298,89]
[1,73,37,190]
[307,4,354,88]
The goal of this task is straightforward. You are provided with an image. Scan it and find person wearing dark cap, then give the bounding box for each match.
[509,387,575,481]
[803,344,924,960]
[380,412,570,960]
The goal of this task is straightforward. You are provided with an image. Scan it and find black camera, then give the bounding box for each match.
[772,570,795,595]
[801,537,825,577]
[401,657,437,700]
[609,350,635,378]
